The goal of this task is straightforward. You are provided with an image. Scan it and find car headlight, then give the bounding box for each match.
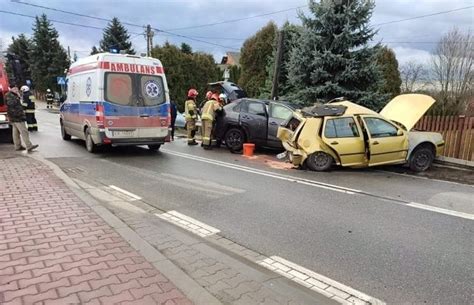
[0,114,6,121]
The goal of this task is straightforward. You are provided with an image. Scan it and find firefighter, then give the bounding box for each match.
[184,88,199,145]
[201,93,222,150]
[198,91,213,111]
[46,89,54,109]
[5,85,39,152]
[20,85,37,131]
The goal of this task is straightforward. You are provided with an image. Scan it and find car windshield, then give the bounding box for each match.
[105,72,166,106]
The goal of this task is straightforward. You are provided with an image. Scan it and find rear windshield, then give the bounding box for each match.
[105,72,166,106]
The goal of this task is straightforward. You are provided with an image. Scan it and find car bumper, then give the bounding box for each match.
[92,127,168,146]
[282,141,306,166]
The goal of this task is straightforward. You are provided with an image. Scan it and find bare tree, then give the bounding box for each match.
[400,61,426,92]
[431,28,473,115]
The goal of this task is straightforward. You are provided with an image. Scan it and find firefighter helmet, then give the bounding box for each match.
[47,89,51,93]
[187,88,198,98]
[20,85,30,92]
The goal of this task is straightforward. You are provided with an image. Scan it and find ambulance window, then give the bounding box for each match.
[140,75,165,106]
[105,73,133,106]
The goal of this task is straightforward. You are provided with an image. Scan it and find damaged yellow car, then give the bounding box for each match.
[277,94,444,172]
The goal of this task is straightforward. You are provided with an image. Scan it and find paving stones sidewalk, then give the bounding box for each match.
[74,181,336,305]
[0,154,192,305]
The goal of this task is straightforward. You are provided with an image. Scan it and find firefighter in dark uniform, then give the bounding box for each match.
[46,88,54,109]
[20,85,37,131]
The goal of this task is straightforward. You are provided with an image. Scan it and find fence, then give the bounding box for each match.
[414,115,473,161]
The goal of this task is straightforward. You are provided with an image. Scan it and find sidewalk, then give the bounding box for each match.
[0,146,343,305]
[0,152,193,305]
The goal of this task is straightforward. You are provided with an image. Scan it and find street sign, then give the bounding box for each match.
[57,77,66,85]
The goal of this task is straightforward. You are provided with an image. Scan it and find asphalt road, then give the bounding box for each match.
[17,106,474,304]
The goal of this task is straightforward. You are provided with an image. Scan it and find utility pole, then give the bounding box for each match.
[146,25,154,57]
[271,31,284,100]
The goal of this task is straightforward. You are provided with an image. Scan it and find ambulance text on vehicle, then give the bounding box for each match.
[60,53,171,152]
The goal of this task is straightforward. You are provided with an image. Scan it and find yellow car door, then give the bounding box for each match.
[360,116,408,166]
[321,116,367,167]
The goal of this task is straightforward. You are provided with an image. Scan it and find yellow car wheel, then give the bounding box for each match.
[306,151,333,171]
[409,145,434,172]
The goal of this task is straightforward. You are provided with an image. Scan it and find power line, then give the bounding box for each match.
[0,9,139,32]
[153,27,240,50]
[10,1,241,50]
[11,0,144,29]
[163,5,308,31]
[374,6,474,26]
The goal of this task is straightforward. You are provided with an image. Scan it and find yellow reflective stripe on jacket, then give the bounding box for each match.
[184,99,196,120]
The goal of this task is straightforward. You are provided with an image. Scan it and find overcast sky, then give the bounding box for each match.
[0,0,473,66]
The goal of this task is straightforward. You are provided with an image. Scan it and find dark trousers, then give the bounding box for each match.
[25,113,37,131]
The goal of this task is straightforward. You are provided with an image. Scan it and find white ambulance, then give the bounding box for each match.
[60,53,171,152]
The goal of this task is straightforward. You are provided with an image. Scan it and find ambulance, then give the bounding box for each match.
[60,53,171,152]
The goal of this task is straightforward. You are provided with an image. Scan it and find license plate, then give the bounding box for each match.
[276,151,288,160]
[112,130,135,137]
[0,124,9,129]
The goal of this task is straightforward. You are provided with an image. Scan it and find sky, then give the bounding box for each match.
[0,0,473,67]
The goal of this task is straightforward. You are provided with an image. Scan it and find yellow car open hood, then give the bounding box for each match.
[379,94,436,131]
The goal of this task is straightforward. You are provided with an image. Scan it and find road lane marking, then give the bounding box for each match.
[407,202,474,220]
[163,149,474,221]
[156,210,220,237]
[258,256,385,305]
[162,149,361,195]
[109,185,142,201]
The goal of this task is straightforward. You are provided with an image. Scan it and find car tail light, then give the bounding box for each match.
[95,103,104,127]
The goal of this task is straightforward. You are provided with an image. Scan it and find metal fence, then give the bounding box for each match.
[414,115,474,161]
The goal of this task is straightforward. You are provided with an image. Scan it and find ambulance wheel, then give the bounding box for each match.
[306,151,333,171]
[85,128,97,153]
[61,121,71,141]
[148,144,161,151]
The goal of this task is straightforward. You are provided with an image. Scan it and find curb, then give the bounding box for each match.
[29,154,222,305]
[435,156,474,170]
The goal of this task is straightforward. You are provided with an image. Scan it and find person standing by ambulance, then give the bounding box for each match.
[21,85,37,131]
[201,93,222,150]
[46,89,54,109]
[6,85,39,152]
[184,89,199,145]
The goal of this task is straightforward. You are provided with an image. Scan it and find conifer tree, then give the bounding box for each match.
[90,46,100,55]
[239,22,277,97]
[376,46,401,98]
[6,34,32,86]
[29,14,69,92]
[99,17,135,54]
[287,0,386,109]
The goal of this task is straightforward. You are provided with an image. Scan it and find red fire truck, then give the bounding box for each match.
[0,61,12,142]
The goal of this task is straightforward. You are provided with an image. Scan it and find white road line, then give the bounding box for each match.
[109,185,142,201]
[156,210,220,237]
[163,149,474,221]
[162,149,361,195]
[407,202,474,220]
[256,256,385,305]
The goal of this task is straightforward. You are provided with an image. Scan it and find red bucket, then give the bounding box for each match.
[243,143,255,156]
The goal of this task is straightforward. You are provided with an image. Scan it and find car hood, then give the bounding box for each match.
[379,94,435,131]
